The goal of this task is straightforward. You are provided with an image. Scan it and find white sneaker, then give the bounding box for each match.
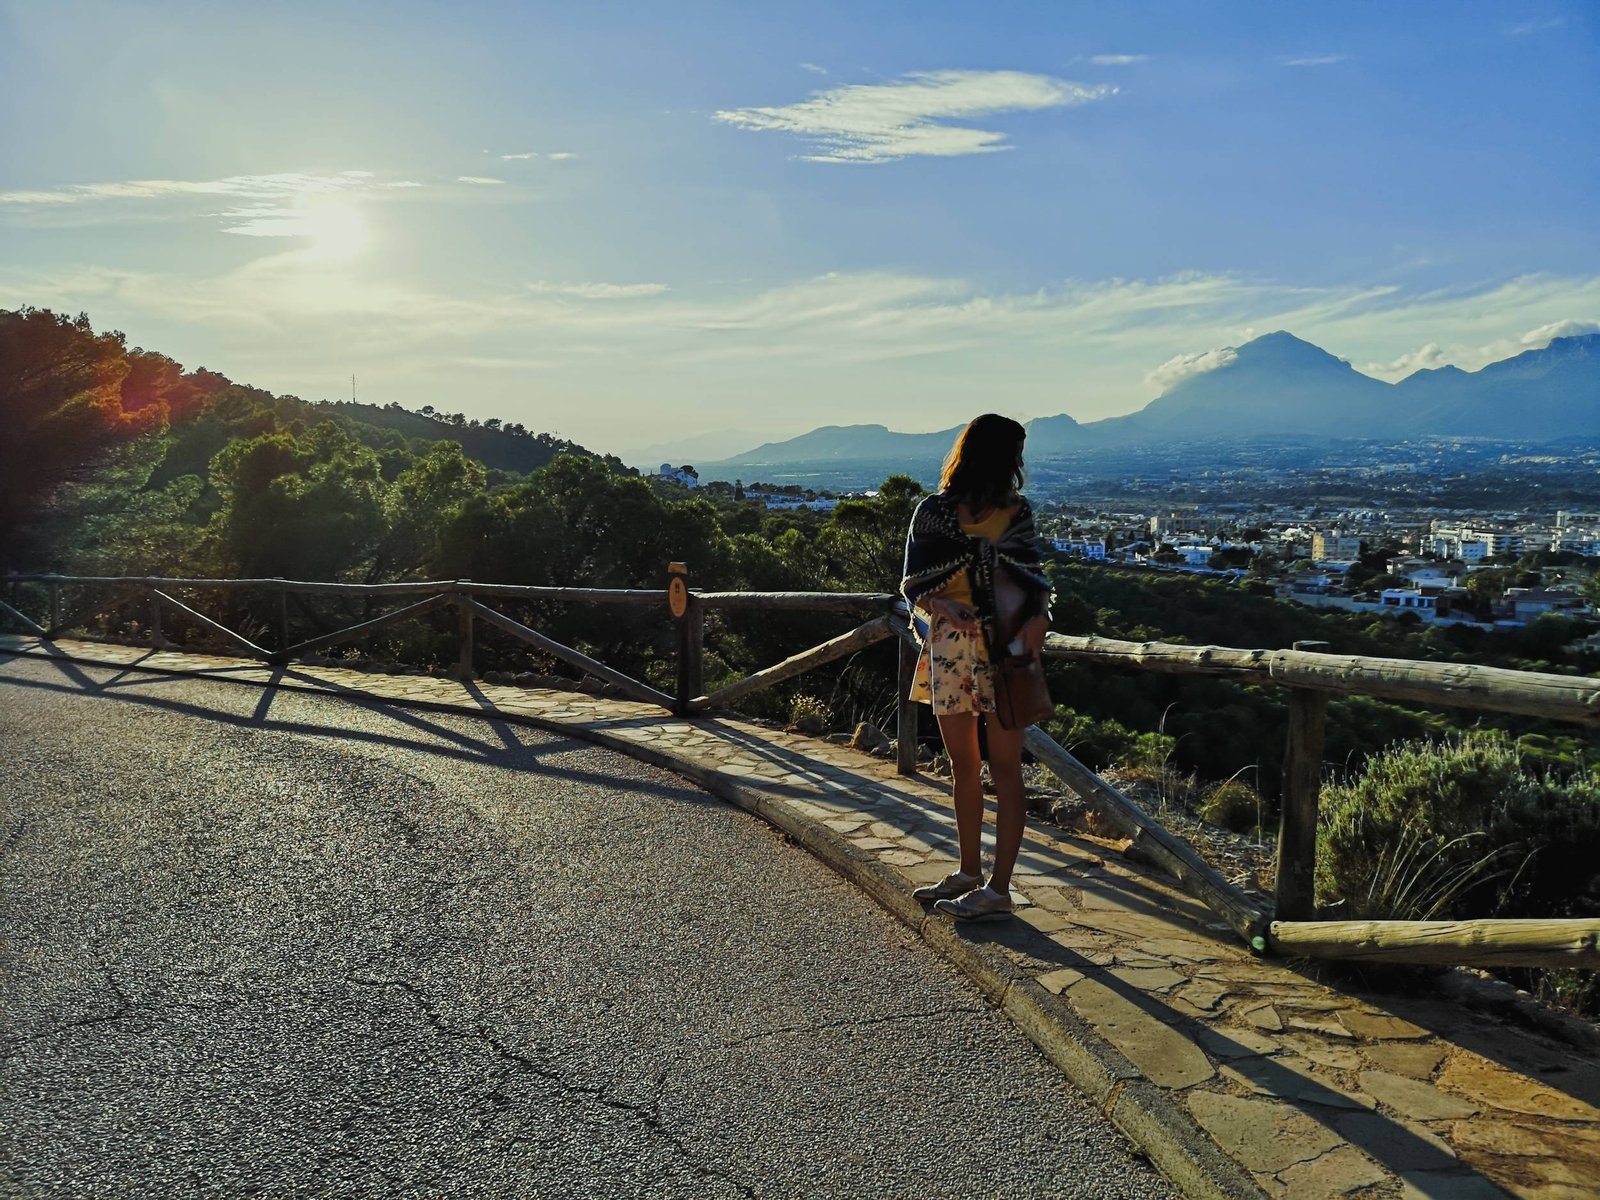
[912,870,983,903]
[934,885,1014,922]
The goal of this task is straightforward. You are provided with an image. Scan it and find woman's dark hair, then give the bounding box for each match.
[940,413,1026,512]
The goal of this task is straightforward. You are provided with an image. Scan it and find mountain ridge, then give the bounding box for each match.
[701,330,1600,476]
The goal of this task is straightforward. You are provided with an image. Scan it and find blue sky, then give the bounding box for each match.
[2,1,1596,460]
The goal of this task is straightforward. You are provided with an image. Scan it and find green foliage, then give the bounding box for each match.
[1316,732,1600,924]
[1199,779,1262,834]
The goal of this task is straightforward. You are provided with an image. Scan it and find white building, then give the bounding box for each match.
[1052,537,1107,560]
[656,464,699,489]
[1380,588,1438,612]
[1461,528,1524,558]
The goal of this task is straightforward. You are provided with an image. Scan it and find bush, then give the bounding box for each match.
[1316,732,1600,1017]
[1316,732,1600,924]
[1200,780,1261,834]
[788,693,832,730]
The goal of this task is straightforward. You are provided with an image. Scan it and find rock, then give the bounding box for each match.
[786,714,827,736]
[485,670,512,684]
[848,721,891,752]
[1064,977,1215,1088]
[824,733,851,746]
[1358,1069,1479,1120]
[576,678,604,695]
[917,744,934,762]
[1363,1042,1447,1079]
[513,671,541,687]
[1339,1011,1431,1041]
[1186,1091,1344,1175]
[1435,1054,1600,1121]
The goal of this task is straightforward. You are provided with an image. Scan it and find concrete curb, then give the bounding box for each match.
[3,643,1265,1200]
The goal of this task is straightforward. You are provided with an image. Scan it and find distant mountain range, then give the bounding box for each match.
[700,330,1600,479]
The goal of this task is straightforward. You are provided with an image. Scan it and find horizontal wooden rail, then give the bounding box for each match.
[693,616,895,711]
[7,576,907,615]
[697,590,900,613]
[1043,633,1600,726]
[1269,918,1600,969]
[6,574,668,605]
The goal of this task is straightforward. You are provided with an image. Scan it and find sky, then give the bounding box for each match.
[2,0,1596,462]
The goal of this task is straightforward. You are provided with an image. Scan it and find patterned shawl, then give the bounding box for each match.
[900,491,1053,655]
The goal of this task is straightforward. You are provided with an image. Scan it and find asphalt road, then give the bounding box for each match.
[0,655,1175,1199]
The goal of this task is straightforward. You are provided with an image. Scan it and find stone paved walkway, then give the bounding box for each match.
[5,635,1598,1200]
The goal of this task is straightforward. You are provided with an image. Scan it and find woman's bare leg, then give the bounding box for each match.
[983,719,1028,894]
[936,712,985,878]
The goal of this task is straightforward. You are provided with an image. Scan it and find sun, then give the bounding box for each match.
[295,196,368,261]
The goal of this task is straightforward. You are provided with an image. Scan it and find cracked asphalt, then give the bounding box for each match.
[0,656,1175,1199]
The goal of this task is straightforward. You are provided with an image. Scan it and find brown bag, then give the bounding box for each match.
[993,648,1053,730]
[989,568,1052,728]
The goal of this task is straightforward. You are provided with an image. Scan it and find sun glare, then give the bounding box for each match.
[295,196,368,261]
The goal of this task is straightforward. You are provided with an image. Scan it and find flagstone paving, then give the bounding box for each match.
[5,634,1599,1200]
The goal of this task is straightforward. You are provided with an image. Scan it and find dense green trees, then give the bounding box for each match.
[0,308,229,568]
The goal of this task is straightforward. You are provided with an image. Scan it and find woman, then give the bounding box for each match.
[900,414,1052,921]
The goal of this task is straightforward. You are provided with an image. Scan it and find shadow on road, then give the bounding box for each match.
[0,655,726,810]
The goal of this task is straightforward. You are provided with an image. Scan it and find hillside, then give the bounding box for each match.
[317,401,625,475]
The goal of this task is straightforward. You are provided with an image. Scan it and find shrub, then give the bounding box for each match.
[788,693,832,729]
[1200,780,1261,834]
[1316,732,1600,924]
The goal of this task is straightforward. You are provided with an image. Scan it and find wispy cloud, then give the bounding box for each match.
[1506,17,1564,35]
[713,69,1115,163]
[798,62,829,75]
[525,281,669,300]
[1089,54,1147,66]
[546,152,579,161]
[456,175,505,185]
[498,152,539,160]
[0,170,378,207]
[1283,54,1347,67]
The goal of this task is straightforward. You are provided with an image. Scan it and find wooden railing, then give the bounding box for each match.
[4,571,1598,971]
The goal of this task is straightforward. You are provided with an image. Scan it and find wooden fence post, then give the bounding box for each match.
[669,563,702,716]
[896,633,918,775]
[1275,679,1330,921]
[149,588,165,649]
[49,582,61,638]
[276,582,290,657]
[453,593,474,680]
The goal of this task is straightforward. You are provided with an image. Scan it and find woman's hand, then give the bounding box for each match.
[1018,614,1051,657]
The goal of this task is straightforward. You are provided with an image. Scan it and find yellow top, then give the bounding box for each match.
[933,503,1017,608]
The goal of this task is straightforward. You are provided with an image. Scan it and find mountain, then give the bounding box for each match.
[1021,412,1087,456]
[697,330,1600,482]
[1396,333,1600,440]
[622,428,768,469]
[1090,331,1395,441]
[708,422,965,473]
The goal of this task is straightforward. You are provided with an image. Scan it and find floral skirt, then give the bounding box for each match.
[908,611,995,716]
